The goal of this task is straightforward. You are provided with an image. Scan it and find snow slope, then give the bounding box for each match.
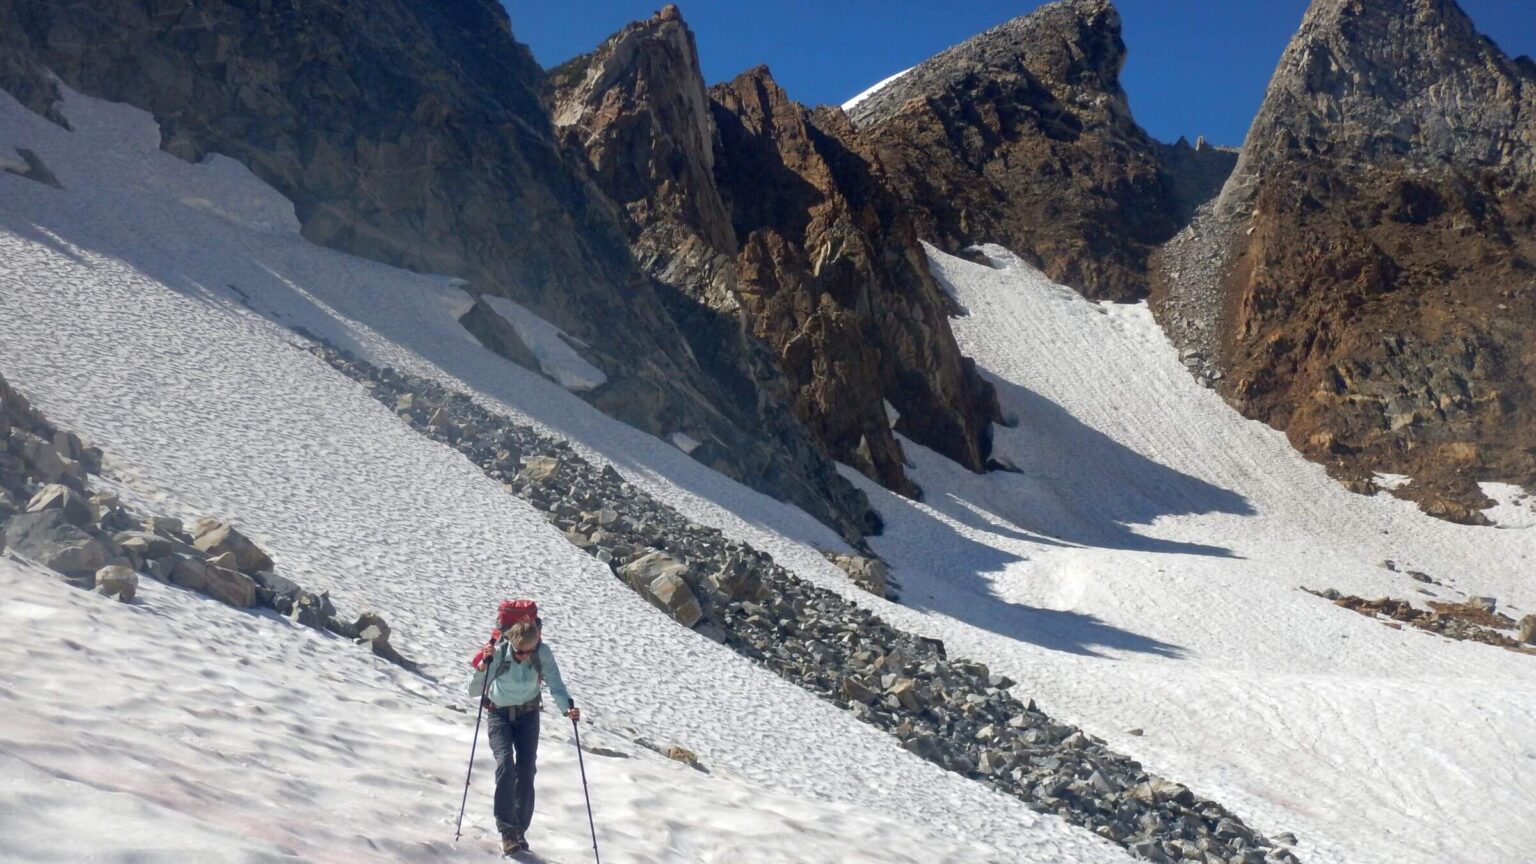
[5,77,1535,864]
[0,85,1127,862]
[842,245,1536,864]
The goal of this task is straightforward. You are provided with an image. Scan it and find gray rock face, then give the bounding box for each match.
[1217,0,1536,221]
[0,0,875,543]
[4,510,109,578]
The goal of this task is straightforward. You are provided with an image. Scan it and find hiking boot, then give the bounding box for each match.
[500,833,522,856]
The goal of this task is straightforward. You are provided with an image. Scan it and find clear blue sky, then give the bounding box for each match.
[507,0,1535,148]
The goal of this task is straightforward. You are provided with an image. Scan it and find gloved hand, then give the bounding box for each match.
[468,630,503,669]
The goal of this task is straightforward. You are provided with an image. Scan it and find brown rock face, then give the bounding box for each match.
[548,4,738,310]
[712,70,999,491]
[849,0,1184,301]
[551,9,998,495]
[0,0,876,540]
[1164,0,1536,518]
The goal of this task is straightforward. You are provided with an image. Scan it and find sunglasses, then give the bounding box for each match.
[512,646,537,658]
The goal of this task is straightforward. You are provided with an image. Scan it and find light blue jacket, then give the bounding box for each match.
[467,641,572,711]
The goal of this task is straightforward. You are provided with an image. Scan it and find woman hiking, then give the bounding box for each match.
[467,600,579,857]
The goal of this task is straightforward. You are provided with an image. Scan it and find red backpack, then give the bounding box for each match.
[470,599,543,669]
[497,599,538,629]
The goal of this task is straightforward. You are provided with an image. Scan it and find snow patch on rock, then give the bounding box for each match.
[481,295,609,392]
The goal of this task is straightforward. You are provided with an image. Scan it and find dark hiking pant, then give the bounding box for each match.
[486,703,540,838]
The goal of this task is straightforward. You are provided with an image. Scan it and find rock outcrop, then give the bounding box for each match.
[711,69,1000,492]
[848,0,1190,301]
[1157,0,1536,519]
[0,0,874,540]
[550,8,999,494]
[1,371,419,670]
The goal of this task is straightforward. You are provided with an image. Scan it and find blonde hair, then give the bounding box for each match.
[508,620,540,649]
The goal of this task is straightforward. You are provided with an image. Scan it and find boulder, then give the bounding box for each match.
[251,570,302,611]
[14,431,73,486]
[98,507,136,533]
[618,550,690,592]
[167,556,256,607]
[3,510,109,577]
[351,610,392,645]
[1518,614,1536,646]
[203,565,257,608]
[26,484,94,526]
[113,530,196,559]
[646,572,704,628]
[168,555,210,591]
[191,520,273,573]
[703,561,767,602]
[839,676,877,704]
[144,516,185,538]
[94,565,138,601]
[147,556,176,582]
[325,614,360,639]
[52,430,83,461]
[887,677,922,711]
[207,550,240,571]
[290,590,334,628]
[827,553,889,597]
[518,455,561,484]
[664,745,703,771]
[347,610,418,670]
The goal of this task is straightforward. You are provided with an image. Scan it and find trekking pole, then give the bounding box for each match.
[454,645,496,842]
[569,698,601,864]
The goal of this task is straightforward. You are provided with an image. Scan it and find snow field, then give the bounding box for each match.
[0,84,1127,862]
[835,245,1536,864]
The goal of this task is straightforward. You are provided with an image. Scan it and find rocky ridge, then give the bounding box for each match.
[1156,0,1536,519]
[549,7,999,495]
[0,372,417,672]
[848,0,1200,301]
[308,338,1300,864]
[0,0,875,542]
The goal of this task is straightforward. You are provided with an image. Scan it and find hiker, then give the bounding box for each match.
[467,600,579,856]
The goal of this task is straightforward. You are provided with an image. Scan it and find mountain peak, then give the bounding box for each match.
[847,0,1126,128]
[1230,0,1536,181]
[1169,0,1536,522]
